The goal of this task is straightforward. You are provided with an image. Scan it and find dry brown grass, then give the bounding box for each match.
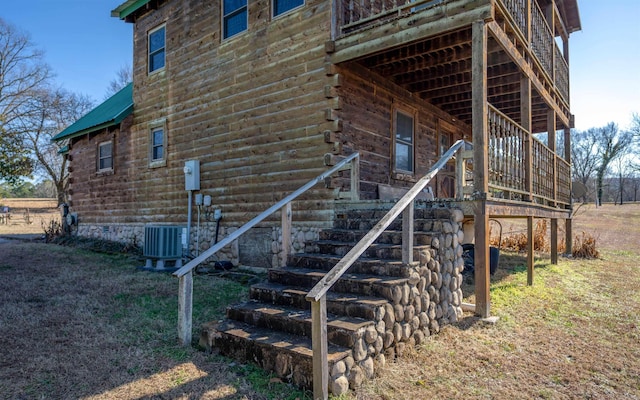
[1,201,639,399]
[0,198,59,236]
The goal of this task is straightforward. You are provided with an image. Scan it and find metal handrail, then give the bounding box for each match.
[174,152,360,278]
[305,139,467,399]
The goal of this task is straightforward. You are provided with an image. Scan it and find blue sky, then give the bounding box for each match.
[2,1,639,131]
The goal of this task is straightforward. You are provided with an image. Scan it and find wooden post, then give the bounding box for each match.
[527,216,534,286]
[548,109,557,206]
[178,271,193,345]
[402,203,414,264]
[550,218,558,264]
[311,296,328,400]
[281,202,292,267]
[472,20,490,318]
[564,126,573,255]
[521,76,533,201]
[350,155,360,201]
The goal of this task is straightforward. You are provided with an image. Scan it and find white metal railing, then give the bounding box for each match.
[173,152,360,345]
[305,140,467,399]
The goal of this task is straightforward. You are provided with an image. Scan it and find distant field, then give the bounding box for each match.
[0,198,59,235]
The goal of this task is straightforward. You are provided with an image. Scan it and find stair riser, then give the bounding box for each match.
[226,307,369,348]
[288,255,408,277]
[250,286,381,320]
[307,243,429,260]
[268,269,405,301]
[319,230,435,246]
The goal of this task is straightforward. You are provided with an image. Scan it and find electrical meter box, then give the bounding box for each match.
[184,160,200,191]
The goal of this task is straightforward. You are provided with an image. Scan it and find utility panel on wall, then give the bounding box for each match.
[184,160,200,191]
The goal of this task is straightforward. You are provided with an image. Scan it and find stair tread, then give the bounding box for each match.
[232,301,374,332]
[213,319,351,362]
[252,281,389,307]
[271,267,410,285]
[291,252,404,263]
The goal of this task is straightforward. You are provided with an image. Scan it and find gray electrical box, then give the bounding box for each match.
[184,160,200,191]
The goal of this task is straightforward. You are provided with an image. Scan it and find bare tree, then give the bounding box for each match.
[15,87,94,205]
[0,18,52,183]
[590,123,633,206]
[105,64,132,99]
[571,129,599,186]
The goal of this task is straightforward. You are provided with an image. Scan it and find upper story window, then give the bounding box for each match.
[148,25,166,73]
[393,109,415,173]
[223,0,248,39]
[274,0,304,17]
[98,141,113,172]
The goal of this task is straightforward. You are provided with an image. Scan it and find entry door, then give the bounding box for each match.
[437,119,456,198]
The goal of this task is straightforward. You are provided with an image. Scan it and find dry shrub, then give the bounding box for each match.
[573,231,600,259]
[42,218,63,242]
[491,220,549,252]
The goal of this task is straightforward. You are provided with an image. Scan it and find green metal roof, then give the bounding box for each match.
[53,83,133,142]
[111,0,151,20]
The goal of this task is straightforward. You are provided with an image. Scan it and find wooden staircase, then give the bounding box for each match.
[200,201,465,395]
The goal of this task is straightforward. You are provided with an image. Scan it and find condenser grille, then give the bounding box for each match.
[144,225,183,259]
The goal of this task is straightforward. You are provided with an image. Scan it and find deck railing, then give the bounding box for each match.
[172,153,361,345]
[336,0,570,103]
[488,105,570,207]
[306,140,467,399]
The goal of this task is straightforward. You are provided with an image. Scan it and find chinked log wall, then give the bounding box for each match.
[70,0,346,250]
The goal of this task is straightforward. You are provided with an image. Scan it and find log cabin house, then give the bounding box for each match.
[55,0,580,396]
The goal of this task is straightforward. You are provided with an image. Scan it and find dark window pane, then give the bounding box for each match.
[396,112,413,143]
[224,0,246,14]
[150,50,165,71]
[149,28,165,52]
[274,0,304,16]
[395,143,412,171]
[153,129,163,146]
[224,11,247,38]
[153,145,163,160]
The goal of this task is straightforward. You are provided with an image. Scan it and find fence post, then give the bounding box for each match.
[311,296,328,400]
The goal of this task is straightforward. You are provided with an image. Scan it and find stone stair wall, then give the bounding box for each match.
[200,201,466,395]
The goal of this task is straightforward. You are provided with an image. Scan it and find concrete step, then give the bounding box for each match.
[200,319,351,390]
[250,281,388,320]
[226,301,374,348]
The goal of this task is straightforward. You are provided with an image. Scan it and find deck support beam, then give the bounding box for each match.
[527,216,534,285]
[472,20,490,318]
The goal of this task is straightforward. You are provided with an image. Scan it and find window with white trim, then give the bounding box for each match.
[223,0,248,39]
[148,25,166,73]
[98,141,113,172]
[274,0,304,17]
[150,127,165,165]
[394,109,415,173]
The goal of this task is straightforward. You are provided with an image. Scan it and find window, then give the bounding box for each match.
[394,110,415,173]
[274,0,304,17]
[98,141,113,172]
[148,25,165,73]
[223,0,247,39]
[151,127,165,163]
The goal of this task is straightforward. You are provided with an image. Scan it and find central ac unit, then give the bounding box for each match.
[144,225,184,270]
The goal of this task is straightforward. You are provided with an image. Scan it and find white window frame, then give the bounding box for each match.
[97,141,113,173]
[392,107,416,174]
[223,0,248,40]
[148,24,166,74]
[273,0,305,18]
[149,123,167,168]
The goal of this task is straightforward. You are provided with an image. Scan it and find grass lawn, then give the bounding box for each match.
[0,202,638,399]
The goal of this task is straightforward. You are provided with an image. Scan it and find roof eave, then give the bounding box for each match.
[111,0,151,20]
